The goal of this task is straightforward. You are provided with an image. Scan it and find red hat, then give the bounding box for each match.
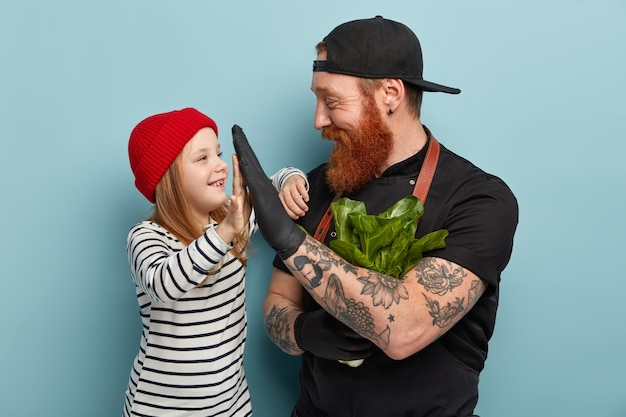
[128,107,218,203]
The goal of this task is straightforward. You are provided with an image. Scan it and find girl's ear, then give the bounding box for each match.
[381,78,405,114]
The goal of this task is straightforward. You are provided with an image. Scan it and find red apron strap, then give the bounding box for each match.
[412,136,439,207]
[313,193,341,241]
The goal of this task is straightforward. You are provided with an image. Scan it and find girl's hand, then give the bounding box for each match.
[279,175,309,219]
[216,154,248,243]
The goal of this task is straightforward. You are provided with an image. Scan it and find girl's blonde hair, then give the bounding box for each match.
[149,156,250,271]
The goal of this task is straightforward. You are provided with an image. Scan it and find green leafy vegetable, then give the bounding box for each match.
[329,196,448,279]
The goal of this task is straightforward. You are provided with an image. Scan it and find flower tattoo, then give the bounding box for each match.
[358,271,409,309]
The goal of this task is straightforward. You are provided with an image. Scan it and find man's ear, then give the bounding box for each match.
[381,78,405,113]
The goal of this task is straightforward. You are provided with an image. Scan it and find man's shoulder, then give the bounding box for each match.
[439,144,514,191]
[307,163,328,179]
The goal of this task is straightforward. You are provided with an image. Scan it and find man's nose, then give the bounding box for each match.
[313,102,332,130]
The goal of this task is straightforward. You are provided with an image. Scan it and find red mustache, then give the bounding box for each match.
[322,127,351,143]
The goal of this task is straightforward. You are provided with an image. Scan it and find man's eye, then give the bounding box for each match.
[326,98,343,110]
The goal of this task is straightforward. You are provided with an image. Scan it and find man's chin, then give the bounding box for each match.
[326,172,375,194]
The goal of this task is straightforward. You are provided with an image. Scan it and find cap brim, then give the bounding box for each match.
[404,78,461,94]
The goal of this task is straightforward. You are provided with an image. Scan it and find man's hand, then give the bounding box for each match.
[232,124,305,259]
[294,309,375,361]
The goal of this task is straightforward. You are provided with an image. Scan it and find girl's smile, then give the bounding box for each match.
[179,127,229,224]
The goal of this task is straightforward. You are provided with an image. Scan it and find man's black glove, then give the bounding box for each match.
[294,309,375,361]
[232,124,306,259]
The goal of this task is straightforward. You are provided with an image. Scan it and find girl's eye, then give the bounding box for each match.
[217,152,223,158]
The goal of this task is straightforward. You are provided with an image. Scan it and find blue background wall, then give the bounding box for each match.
[1,1,624,416]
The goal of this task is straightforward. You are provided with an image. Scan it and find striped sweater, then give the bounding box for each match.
[123,214,256,417]
[123,167,306,416]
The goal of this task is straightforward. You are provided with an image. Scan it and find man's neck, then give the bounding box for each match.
[378,118,427,175]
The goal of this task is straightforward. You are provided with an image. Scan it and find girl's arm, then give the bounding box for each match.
[127,222,234,302]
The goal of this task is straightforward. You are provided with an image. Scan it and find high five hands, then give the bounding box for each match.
[232,125,305,259]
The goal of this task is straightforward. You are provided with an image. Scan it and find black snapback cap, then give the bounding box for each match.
[313,16,460,94]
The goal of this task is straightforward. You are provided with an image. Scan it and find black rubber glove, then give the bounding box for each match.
[294,309,375,361]
[232,125,306,259]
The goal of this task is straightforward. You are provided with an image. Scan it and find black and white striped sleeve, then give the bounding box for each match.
[270,167,309,192]
[126,222,232,302]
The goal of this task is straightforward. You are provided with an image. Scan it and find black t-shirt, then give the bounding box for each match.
[273,130,518,417]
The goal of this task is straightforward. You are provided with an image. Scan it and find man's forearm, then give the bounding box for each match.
[281,235,487,359]
[282,235,393,352]
[263,299,305,355]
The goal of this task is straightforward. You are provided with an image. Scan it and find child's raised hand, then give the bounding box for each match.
[216,154,248,243]
[279,174,309,219]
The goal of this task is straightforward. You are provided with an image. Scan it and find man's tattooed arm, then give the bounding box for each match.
[280,236,488,359]
[262,268,307,356]
[264,304,302,355]
[415,257,487,329]
[281,236,398,353]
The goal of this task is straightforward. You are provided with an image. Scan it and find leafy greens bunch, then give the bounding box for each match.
[329,196,448,279]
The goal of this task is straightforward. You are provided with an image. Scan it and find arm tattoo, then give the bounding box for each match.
[467,279,481,307]
[416,258,466,295]
[265,305,300,354]
[422,294,465,328]
[303,238,359,274]
[358,271,409,309]
[416,258,481,328]
[323,273,390,350]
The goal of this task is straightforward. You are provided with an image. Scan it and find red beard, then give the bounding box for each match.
[323,97,393,194]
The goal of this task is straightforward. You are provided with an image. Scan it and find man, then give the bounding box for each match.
[233,15,518,417]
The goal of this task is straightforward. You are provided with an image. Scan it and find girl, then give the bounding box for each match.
[124,107,307,416]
